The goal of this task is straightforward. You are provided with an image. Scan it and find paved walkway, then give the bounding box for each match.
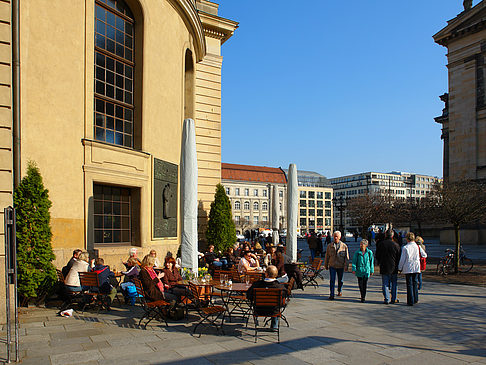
[2,273,486,365]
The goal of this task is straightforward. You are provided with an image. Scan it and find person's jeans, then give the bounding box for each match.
[213,261,223,267]
[310,248,316,261]
[271,317,279,329]
[405,273,419,305]
[329,267,344,297]
[417,272,422,290]
[381,274,398,303]
[357,276,368,299]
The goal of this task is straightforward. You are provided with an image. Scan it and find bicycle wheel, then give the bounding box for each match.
[458,257,473,273]
[443,257,454,275]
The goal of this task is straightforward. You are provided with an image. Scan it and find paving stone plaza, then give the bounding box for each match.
[4,266,486,365]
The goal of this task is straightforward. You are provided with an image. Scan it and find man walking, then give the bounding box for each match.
[307,232,319,261]
[324,231,349,300]
[375,229,401,304]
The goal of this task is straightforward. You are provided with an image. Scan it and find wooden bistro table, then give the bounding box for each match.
[181,279,219,302]
[214,282,252,322]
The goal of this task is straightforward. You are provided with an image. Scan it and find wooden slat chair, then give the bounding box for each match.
[250,288,284,343]
[240,271,264,284]
[188,282,226,336]
[302,258,324,289]
[132,278,170,329]
[78,272,111,313]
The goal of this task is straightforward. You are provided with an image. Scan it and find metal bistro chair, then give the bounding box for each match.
[264,277,294,328]
[250,288,285,343]
[188,282,226,337]
[302,258,324,289]
[132,278,170,329]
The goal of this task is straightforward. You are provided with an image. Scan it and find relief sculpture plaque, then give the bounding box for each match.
[153,158,178,238]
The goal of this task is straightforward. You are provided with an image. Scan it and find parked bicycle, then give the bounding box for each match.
[436,248,474,275]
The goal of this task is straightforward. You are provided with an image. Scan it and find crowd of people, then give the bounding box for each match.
[323,230,427,306]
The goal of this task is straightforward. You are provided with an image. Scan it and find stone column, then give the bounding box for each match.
[180,119,198,272]
[272,184,280,244]
[286,164,298,261]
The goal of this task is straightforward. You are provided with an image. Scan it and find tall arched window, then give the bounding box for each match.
[262,202,268,211]
[244,201,250,210]
[253,202,259,210]
[234,201,240,210]
[94,0,135,148]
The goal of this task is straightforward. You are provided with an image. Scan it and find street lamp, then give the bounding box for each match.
[333,195,347,242]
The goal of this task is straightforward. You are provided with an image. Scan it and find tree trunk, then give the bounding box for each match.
[454,223,460,274]
[417,220,422,237]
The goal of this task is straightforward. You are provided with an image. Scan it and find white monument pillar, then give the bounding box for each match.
[180,118,198,272]
[272,184,280,244]
[287,163,298,261]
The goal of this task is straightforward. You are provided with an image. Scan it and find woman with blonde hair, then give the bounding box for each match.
[139,255,177,304]
[415,236,427,290]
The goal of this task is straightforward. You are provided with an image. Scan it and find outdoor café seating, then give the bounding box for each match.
[249,288,285,343]
[133,278,170,329]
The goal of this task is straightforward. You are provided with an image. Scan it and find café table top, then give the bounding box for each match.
[181,279,219,287]
[214,283,251,292]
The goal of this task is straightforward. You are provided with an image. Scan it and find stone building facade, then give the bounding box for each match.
[221,163,287,234]
[434,0,486,244]
[3,0,237,275]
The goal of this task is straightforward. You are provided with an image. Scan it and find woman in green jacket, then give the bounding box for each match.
[352,239,374,302]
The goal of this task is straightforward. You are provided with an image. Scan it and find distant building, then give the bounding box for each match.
[221,163,287,233]
[330,171,441,232]
[283,169,333,235]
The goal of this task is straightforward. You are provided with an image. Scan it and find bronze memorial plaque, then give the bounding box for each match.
[153,158,178,238]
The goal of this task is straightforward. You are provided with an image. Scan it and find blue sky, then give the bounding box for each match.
[217,0,473,179]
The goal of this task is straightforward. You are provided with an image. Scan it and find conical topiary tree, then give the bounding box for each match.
[14,161,56,304]
[206,183,236,253]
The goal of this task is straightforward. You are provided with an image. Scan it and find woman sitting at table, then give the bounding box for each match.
[64,251,90,292]
[161,257,190,299]
[139,255,177,305]
[238,250,260,274]
[121,257,140,282]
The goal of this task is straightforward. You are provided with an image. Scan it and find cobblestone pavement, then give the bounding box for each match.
[2,272,486,365]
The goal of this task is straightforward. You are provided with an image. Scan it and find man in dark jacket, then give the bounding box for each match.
[91,258,117,306]
[247,265,286,330]
[375,230,401,304]
[307,232,319,261]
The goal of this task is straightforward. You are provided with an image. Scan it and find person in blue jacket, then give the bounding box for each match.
[352,239,374,303]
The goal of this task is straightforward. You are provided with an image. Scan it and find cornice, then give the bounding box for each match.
[434,2,486,47]
[198,11,239,45]
[167,0,206,62]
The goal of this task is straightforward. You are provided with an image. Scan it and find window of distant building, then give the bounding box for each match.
[234,215,240,223]
[254,189,258,196]
[244,188,249,196]
[253,202,259,210]
[244,201,250,210]
[308,191,315,199]
[300,200,306,207]
[262,202,268,211]
[235,187,240,196]
[234,201,240,210]
[262,216,268,222]
[300,191,306,198]
[95,0,140,148]
[225,187,230,195]
[262,190,267,197]
[325,192,331,199]
[279,190,283,198]
[316,192,323,199]
[300,218,306,226]
[253,216,259,225]
[300,209,306,216]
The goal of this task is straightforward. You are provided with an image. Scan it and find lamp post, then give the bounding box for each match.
[333,195,347,242]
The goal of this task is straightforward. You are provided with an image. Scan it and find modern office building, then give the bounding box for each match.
[330,171,441,232]
[283,169,333,235]
[1,0,238,279]
[434,0,486,244]
[221,163,287,233]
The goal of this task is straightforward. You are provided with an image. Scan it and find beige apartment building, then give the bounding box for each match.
[221,163,287,233]
[0,0,237,282]
[290,170,333,235]
[434,0,486,244]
